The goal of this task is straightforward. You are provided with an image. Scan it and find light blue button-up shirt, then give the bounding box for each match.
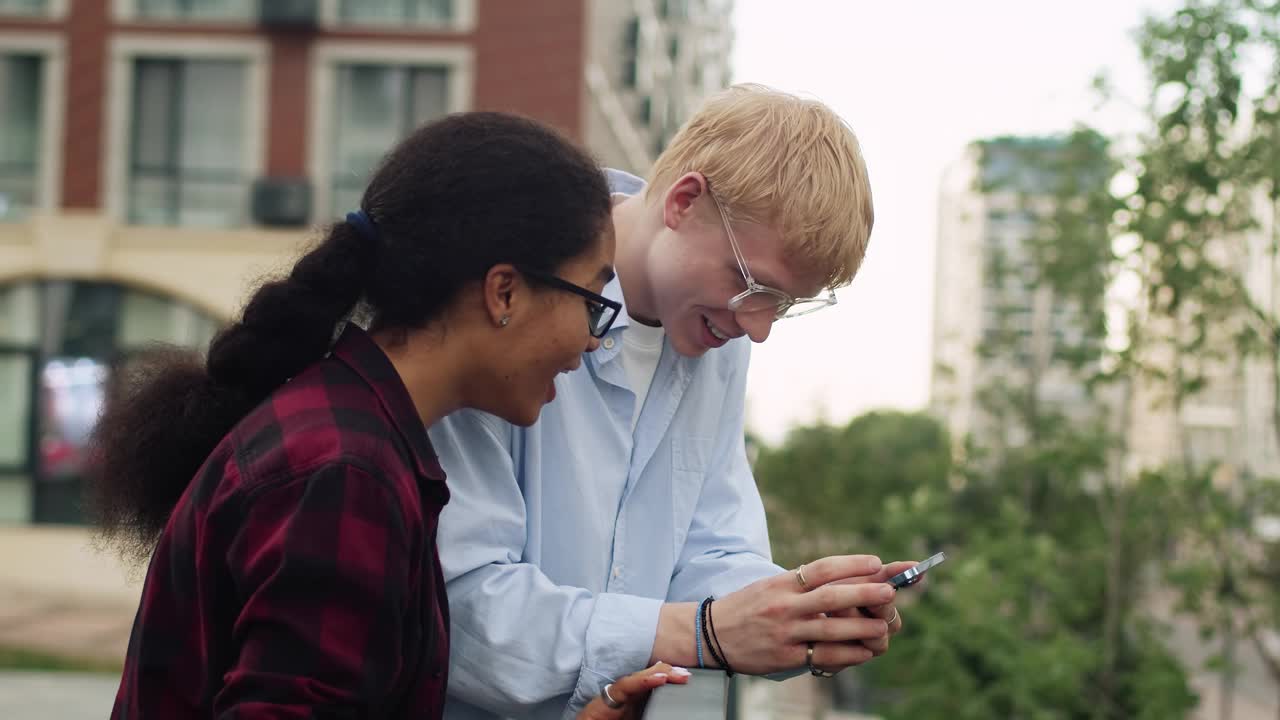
[430,170,783,719]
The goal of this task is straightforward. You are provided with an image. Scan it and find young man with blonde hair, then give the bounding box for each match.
[431,85,902,718]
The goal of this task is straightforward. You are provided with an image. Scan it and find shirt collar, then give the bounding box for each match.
[331,325,446,483]
[603,276,631,333]
[594,276,667,367]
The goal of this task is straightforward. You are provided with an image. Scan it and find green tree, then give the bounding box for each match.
[1125,1,1280,716]
[754,410,953,570]
[754,408,1195,719]
[754,126,1200,719]
[940,130,1193,720]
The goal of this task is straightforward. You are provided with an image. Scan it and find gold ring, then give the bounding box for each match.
[795,564,809,589]
[806,642,836,678]
[886,607,900,626]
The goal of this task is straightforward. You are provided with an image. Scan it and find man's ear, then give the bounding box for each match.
[662,171,709,231]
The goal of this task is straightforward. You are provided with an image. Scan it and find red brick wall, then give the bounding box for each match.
[472,0,586,139]
[62,0,109,209]
[266,33,309,176]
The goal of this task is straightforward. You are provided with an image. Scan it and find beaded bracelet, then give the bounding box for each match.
[695,597,711,668]
[699,597,723,671]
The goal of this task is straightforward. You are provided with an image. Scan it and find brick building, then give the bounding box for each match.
[0,0,732,527]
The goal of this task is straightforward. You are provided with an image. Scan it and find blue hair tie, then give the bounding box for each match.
[346,210,378,243]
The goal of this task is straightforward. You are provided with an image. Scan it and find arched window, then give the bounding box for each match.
[0,279,220,524]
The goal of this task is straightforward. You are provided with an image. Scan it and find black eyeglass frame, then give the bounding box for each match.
[518,267,622,339]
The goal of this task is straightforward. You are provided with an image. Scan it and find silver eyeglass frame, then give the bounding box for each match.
[707,190,837,319]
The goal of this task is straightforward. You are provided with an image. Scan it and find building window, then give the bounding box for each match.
[311,43,469,219]
[1187,426,1233,467]
[337,0,452,25]
[133,0,255,20]
[330,64,448,215]
[0,280,219,525]
[128,58,249,227]
[652,131,668,158]
[621,16,640,89]
[0,0,47,16]
[663,94,680,138]
[0,54,41,221]
[658,0,689,20]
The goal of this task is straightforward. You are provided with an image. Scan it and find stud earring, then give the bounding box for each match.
[500,316,510,327]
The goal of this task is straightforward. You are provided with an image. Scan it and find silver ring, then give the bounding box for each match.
[601,683,624,709]
[806,642,836,678]
[886,607,900,626]
[795,564,809,589]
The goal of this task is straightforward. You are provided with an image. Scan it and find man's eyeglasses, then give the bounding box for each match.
[518,267,622,338]
[707,190,837,320]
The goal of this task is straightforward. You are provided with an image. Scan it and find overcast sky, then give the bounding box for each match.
[731,0,1176,443]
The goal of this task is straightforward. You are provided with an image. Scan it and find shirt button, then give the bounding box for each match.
[612,566,622,578]
[603,337,616,350]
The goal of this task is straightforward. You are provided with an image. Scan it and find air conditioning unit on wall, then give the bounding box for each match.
[259,0,318,30]
[252,178,312,227]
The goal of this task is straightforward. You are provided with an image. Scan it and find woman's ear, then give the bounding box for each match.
[662,172,709,232]
[482,264,520,328]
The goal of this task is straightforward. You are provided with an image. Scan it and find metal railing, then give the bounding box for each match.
[642,668,729,719]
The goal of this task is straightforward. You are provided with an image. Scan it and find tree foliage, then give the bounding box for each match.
[754,3,1280,717]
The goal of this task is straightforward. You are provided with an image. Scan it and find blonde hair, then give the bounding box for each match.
[647,84,874,288]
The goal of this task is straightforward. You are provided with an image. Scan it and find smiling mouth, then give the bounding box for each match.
[704,316,731,341]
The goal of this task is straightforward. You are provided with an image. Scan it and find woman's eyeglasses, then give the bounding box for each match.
[518,268,622,338]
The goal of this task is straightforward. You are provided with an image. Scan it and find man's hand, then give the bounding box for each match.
[702,555,895,675]
[827,560,916,656]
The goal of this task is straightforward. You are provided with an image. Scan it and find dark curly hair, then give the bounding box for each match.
[87,112,612,560]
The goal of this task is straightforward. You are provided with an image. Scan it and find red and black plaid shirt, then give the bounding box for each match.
[113,326,451,719]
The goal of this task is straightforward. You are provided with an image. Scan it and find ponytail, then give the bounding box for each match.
[87,222,370,560]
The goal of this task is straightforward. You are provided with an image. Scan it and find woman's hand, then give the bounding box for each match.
[576,662,691,720]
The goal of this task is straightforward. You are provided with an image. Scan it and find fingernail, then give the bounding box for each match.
[652,673,668,679]
[870,556,883,571]
[670,667,691,677]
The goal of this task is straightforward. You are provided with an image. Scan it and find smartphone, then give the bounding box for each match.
[888,551,946,589]
[856,552,946,619]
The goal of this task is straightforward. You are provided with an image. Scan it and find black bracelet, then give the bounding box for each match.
[704,597,734,676]
[706,599,733,676]
[699,597,726,672]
